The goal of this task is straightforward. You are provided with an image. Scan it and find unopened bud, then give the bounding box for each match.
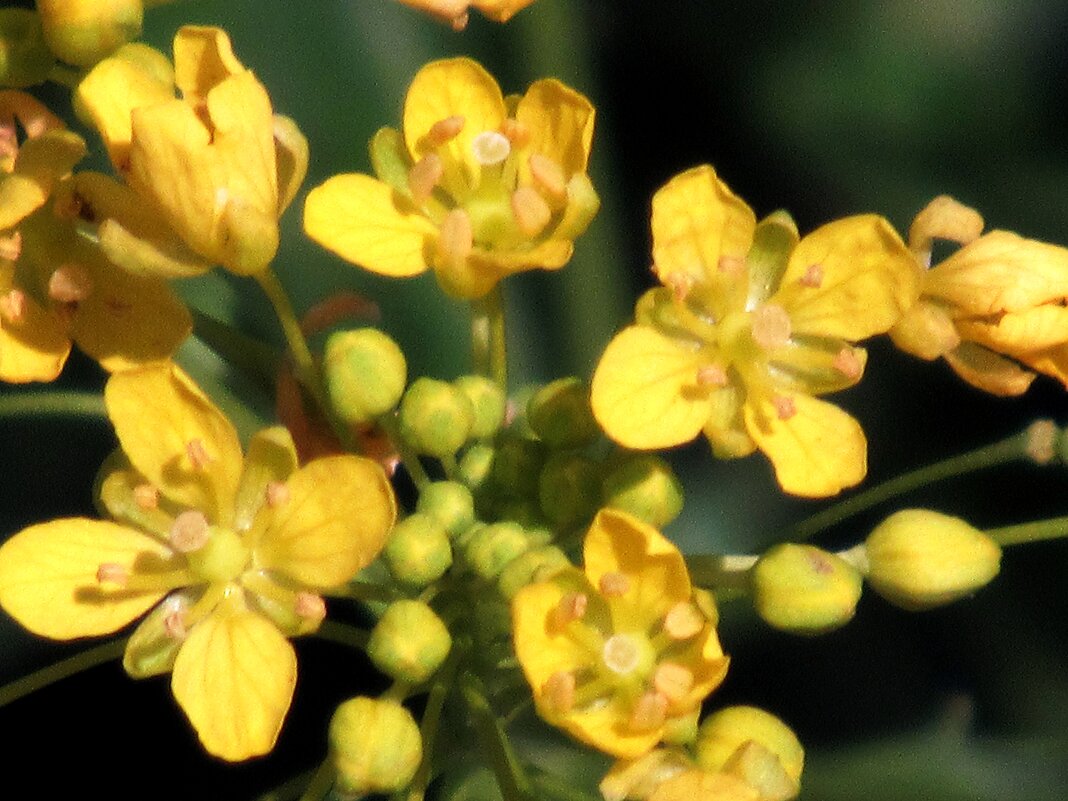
[36,0,143,68]
[398,377,474,458]
[538,451,602,529]
[383,513,453,587]
[453,375,506,438]
[696,705,804,789]
[329,696,422,797]
[368,600,451,684]
[415,480,476,539]
[324,328,407,426]
[463,520,532,581]
[497,544,570,599]
[490,434,546,498]
[751,544,862,634]
[527,377,600,448]
[0,10,55,87]
[457,442,495,491]
[601,454,684,528]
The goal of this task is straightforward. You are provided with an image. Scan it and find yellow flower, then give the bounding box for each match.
[73,26,308,277]
[591,166,918,497]
[890,195,1068,396]
[0,90,189,382]
[0,363,396,760]
[512,509,728,759]
[394,0,538,29]
[304,57,599,299]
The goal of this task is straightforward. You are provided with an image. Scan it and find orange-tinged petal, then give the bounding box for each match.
[956,304,1068,353]
[256,456,396,588]
[744,392,866,497]
[1018,344,1068,389]
[0,275,70,382]
[649,769,760,801]
[172,602,296,760]
[774,214,918,341]
[105,363,243,522]
[943,342,1035,396]
[551,695,663,760]
[304,174,436,278]
[474,0,539,21]
[0,518,171,639]
[0,130,86,229]
[515,78,594,178]
[591,325,712,450]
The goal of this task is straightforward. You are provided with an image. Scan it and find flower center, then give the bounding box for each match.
[602,633,654,678]
[185,526,250,585]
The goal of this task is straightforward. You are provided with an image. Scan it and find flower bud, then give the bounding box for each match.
[496,544,570,598]
[416,480,476,539]
[602,454,684,528]
[491,434,546,498]
[527,377,600,448]
[538,451,602,529]
[864,509,1001,610]
[36,0,143,67]
[329,696,422,798]
[463,520,532,581]
[398,377,474,457]
[696,706,804,789]
[323,328,407,426]
[368,600,451,683]
[0,10,55,87]
[457,442,495,491]
[453,375,506,439]
[751,544,862,634]
[383,513,452,587]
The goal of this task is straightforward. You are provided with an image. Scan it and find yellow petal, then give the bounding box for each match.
[232,426,298,532]
[1017,344,1068,390]
[956,304,1068,353]
[256,455,396,588]
[650,165,755,309]
[774,214,918,341]
[591,326,712,450]
[0,270,70,383]
[272,114,309,215]
[888,298,960,361]
[767,338,868,395]
[304,173,436,277]
[172,602,296,760]
[908,195,984,262]
[172,25,245,108]
[649,770,760,801]
[515,78,595,178]
[702,384,757,459]
[0,130,86,229]
[0,518,170,639]
[552,695,664,760]
[744,392,866,497]
[105,363,243,522]
[942,342,1035,396]
[474,0,539,21]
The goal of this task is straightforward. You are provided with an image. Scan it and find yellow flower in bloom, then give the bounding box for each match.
[304,57,599,299]
[890,195,1068,396]
[394,0,538,29]
[0,363,396,760]
[591,166,918,497]
[512,509,728,759]
[73,26,308,277]
[0,90,189,381]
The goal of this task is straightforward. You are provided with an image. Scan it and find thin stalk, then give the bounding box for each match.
[0,391,106,421]
[686,554,758,592]
[330,580,402,604]
[0,638,127,708]
[987,515,1068,547]
[254,768,317,801]
[313,621,370,651]
[460,672,533,801]
[531,771,604,801]
[189,307,280,391]
[378,412,432,491]
[297,760,335,801]
[471,285,508,391]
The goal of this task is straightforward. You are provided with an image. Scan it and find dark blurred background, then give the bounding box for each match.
[2,1,1068,798]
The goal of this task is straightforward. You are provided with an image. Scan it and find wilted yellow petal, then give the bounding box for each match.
[0,518,171,639]
[956,304,1068,353]
[943,342,1035,396]
[888,298,960,361]
[172,602,296,761]
[591,326,712,450]
[1018,345,1068,390]
[908,195,984,262]
[272,114,308,215]
[649,769,760,801]
[515,78,594,179]
[474,0,539,21]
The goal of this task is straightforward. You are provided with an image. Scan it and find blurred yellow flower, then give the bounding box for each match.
[591,166,918,497]
[512,509,728,759]
[74,26,308,277]
[0,363,396,760]
[304,57,598,298]
[0,90,188,382]
[395,0,538,29]
[890,195,1068,395]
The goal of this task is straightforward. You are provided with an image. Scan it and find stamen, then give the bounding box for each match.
[437,208,473,266]
[169,510,210,553]
[186,439,211,470]
[500,119,531,148]
[408,154,444,203]
[696,365,729,387]
[0,231,22,261]
[1025,419,1058,465]
[771,395,796,421]
[799,263,823,288]
[164,610,187,639]
[543,670,576,714]
[602,634,641,676]
[528,153,567,199]
[428,115,465,146]
[295,591,326,622]
[663,602,704,640]
[550,592,588,631]
[832,347,863,380]
[48,264,93,304]
[134,483,160,510]
[627,691,668,733]
[471,131,511,166]
[664,271,694,302]
[599,571,631,598]
[96,563,129,587]
[266,481,290,508]
[750,304,792,350]
[511,187,552,237]
[718,255,746,276]
[0,289,27,324]
[652,662,694,702]
[450,12,469,31]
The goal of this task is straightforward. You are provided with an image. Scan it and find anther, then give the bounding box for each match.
[696,365,729,387]
[295,592,327,622]
[96,563,129,587]
[164,610,187,639]
[799,263,823,288]
[450,12,469,31]
[437,208,474,266]
[528,153,567,199]
[134,483,160,510]
[832,347,863,380]
[772,395,796,421]
[48,264,93,304]
[627,691,668,733]
[543,670,576,715]
[266,481,290,508]
[664,271,694,303]
[599,571,631,598]
[602,634,641,676]
[1025,419,1059,465]
[511,187,552,237]
[0,232,22,261]
[652,662,695,703]
[408,154,444,203]
[428,115,465,146]
[0,289,27,324]
[717,255,746,276]
[663,602,704,640]
[550,592,588,631]
[750,304,792,350]
[169,510,210,553]
[500,119,531,148]
[471,131,511,166]
[186,439,211,470]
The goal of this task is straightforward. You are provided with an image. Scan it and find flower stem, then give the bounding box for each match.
[378,412,432,491]
[986,515,1068,547]
[531,771,604,801]
[314,621,371,651]
[0,391,106,421]
[0,638,127,708]
[255,768,317,801]
[401,654,456,801]
[790,424,1041,541]
[460,671,533,801]
[471,285,508,392]
[297,760,335,801]
[686,554,757,593]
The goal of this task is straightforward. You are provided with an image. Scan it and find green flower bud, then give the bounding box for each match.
[368,600,452,684]
[496,544,570,598]
[457,442,495,491]
[527,377,600,448]
[463,521,532,581]
[494,496,545,528]
[751,544,862,634]
[416,480,476,539]
[398,377,474,457]
[36,0,143,67]
[453,375,506,439]
[538,451,602,529]
[601,453,684,528]
[329,696,422,798]
[491,434,546,498]
[383,513,452,587]
[864,509,1002,610]
[323,328,407,426]
[0,10,55,87]
[696,706,804,789]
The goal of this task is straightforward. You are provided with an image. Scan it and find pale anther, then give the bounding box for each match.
[428,115,465,146]
[48,264,93,304]
[696,365,729,387]
[164,610,187,639]
[602,633,641,676]
[471,130,511,166]
[1025,419,1058,465]
[96,563,129,587]
[832,347,863,380]
[0,231,22,261]
[543,670,576,714]
[408,154,444,203]
[663,601,704,640]
[750,304,792,350]
[718,255,746,276]
[511,187,552,237]
[186,439,211,470]
[772,395,797,421]
[0,289,27,324]
[528,153,567,199]
[550,592,588,631]
[169,509,210,553]
[599,571,631,597]
[664,271,694,302]
[295,592,327,622]
[799,263,824,288]
[652,662,695,702]
[627,691,668,733]
[500,118,531,148]
[266,480,290,508]
[133,483,160,510]
[437,208,474,267]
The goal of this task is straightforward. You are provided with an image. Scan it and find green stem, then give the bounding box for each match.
[46,63,84,88]
[987,515,1068,547]
[460,672,533,801]
[403,656,457,801]
[0,638,127,708]
[254,768,317,801]
[686,554,757,593]
[790,425,1037,541]
[0,391,106,421]
[471,285,508,391]
[330,580,402,604]
[531,771,604,801]
[378,412,432,491]
[189,307,280,391]
[313,621,371,651]
[297,760,335,801]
